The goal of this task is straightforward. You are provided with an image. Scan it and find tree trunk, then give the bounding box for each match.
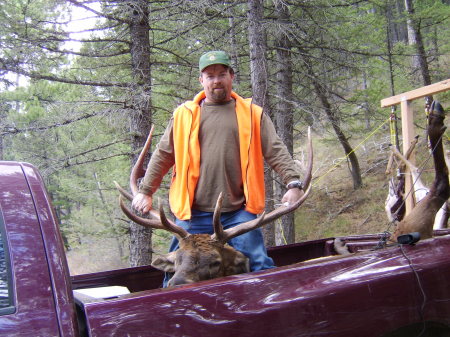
[362,70,371,130]
[247,0,269,107]
[274,2,295,245]
[303,55,363,189]
[316,83,362,189]
[228,17,240,85]
[127,0,153,267]
[247,0,275,247]
[404,0,431,86]
[393,0,409,43]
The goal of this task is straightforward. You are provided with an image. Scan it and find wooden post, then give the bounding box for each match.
[400,99,415,214]
[381,78,450,216]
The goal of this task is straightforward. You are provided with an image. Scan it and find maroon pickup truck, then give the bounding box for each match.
[1,160,450,337]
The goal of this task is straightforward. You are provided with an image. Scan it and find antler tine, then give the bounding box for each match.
[385,152,395,176]
[210,191,268,243]
[217,187,312,243]
[115,180,161,219]
[117,125,190,239]
[256,184,311,225]
[130,124,155,196]
[217,126,313,243]
[390,145,420,173]
[158,199,190,239]
[119,195,164,229]
[114,181,134,201]
[212,212,267,244]
[212,192,225,242]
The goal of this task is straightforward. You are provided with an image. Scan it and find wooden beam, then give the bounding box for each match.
[381,78,450,108]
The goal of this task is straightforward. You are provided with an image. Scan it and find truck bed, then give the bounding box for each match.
[71,234,338,293]
[72,230,450,337]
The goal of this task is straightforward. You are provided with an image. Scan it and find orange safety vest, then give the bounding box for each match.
[169,90,265,220]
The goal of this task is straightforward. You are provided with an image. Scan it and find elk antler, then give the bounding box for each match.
[390,146,420,174]
[119,195,189,239]
[114,180,162,221]
[386,136,419,175]
[159,202,190,239]
[115,124,190,239]
[389,136,420,174]
[130,124,155,195]
[212,127,314,244]
[212,192,267,243]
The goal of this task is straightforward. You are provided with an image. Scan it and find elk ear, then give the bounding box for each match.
[222,248,249,276]
[233,252,250,274]
[151,251,177,273]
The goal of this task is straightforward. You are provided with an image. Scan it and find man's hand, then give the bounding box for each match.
[132,192,153,214]
[281,188,304,206]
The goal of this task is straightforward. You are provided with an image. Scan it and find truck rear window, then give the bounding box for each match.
[0,213,14,314]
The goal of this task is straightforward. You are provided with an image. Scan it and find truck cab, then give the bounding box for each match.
[0,161,79,336]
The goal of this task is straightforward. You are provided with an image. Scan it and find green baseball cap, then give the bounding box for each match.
[199,50,231,72]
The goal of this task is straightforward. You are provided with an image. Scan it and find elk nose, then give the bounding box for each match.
[167,275,195,287]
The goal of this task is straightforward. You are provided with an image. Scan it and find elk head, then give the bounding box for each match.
[116,126,313,286]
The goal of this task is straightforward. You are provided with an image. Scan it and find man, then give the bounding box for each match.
[132,50,304,285]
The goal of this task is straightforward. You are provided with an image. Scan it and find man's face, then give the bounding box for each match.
[199,64,234,103]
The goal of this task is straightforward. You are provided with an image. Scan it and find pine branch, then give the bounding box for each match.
[0,59,128,87]
[67,0,131,25]
[1,112,98,136]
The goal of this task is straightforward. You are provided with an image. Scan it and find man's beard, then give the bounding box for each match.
[210,87,227,102]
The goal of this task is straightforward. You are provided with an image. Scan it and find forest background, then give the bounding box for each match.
[0,0,449,275]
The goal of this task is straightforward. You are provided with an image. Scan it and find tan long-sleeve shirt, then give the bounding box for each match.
[140,99,300,212]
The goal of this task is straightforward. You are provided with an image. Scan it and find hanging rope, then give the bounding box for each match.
[389,106,400,150]
[425,97,432,146]
[389,111,397,148]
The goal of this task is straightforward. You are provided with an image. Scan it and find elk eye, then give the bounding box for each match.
[209,261,221,268]
[175,256,182,266]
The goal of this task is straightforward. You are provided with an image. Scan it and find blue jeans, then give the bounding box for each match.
[162,207,275,287]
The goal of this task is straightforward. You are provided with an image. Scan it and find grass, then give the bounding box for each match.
[291,129,394,243]
[295,169,390,242]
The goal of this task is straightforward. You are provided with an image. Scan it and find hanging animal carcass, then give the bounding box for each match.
[389,101,449,241]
